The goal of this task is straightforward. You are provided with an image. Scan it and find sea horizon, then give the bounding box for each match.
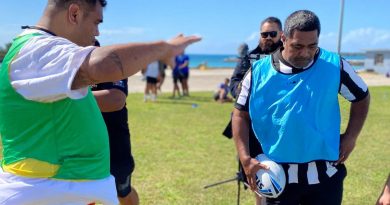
[187,53,365,70]
[0,53,365,70]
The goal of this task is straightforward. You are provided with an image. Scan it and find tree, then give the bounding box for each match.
[0,43,12,63]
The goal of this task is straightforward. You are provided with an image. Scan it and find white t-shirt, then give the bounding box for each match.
[145,61,159,78]
[9,29,95,103]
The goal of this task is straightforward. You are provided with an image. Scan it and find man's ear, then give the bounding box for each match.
[68,3,82,25]
[281,33,287,46]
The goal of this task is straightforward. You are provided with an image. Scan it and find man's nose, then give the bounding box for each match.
[300,48,311,58]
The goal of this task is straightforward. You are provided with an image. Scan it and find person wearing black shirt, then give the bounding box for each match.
[92,41,139,205]
[230,16,283,97]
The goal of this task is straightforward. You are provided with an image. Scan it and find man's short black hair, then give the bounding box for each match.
[260,17,282,31]
[284,10,321,38]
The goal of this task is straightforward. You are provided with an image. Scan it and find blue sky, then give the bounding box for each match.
[0,0,389,54]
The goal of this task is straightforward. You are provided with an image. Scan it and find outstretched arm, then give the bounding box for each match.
[337,93,370,164]
[72,35,201,89]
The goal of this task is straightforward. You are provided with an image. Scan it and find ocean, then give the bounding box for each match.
[189,54,237,68]
[188,53,365,70]
[0,54,365,70]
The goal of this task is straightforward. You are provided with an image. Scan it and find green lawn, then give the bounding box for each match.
[1,87,389,204]
[128,87,389,205]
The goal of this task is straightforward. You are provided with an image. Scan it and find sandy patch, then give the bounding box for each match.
[128,68,390,93]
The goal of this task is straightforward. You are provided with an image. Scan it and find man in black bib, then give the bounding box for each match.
[92,40,138,205]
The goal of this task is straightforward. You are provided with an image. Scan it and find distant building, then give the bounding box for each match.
[364,49,390,74]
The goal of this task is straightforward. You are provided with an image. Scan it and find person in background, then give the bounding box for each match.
[233,10,370,205]
[225,16,283,205]
[0,0,200,204]
[172,61,182,98]
[157,63,167,93]
[176,51,190,96]
[92,40,138,205]
[214,78,233,103]
[143,61,160,102]
[237,43,249,60]
[230,16,283,98]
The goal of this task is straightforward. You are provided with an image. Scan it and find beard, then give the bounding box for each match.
[290,57,312,68]
[261,40,280,54]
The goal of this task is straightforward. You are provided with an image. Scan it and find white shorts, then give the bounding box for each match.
[0,168,118,205]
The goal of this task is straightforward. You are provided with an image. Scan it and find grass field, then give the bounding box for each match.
[128,87,389,205]
[0,86,389,204]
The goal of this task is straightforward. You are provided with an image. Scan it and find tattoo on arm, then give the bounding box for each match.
[71,50,127,90]
[109,51,124,77]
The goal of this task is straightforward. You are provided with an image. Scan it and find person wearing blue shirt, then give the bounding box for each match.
[233,10,370,205]
[173,52,190,97]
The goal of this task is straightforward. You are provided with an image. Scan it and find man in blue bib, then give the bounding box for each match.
[233,10,370,205]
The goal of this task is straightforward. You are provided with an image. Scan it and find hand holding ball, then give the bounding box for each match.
[255,154,286,198]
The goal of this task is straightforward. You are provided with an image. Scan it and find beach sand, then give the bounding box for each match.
[128,68,390,93]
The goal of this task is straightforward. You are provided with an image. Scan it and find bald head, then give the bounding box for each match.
[38,0,104,46]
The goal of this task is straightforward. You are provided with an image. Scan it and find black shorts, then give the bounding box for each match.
[180,72,189,80]
[173,73,189,84]
[265,162,347,205]
[109,133,135,197]
[146,77,158,84]
[173,75,182,84]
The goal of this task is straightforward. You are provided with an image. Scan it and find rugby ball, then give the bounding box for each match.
[255,154,286,198]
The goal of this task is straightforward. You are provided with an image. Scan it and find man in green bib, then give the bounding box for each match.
[0,0,200,204]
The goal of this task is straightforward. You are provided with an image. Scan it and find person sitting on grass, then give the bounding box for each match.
[214,78,233,103]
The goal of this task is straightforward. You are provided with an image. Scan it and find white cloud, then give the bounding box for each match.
[100,27,146,36]
[318,32,338,51]
[342,28,390,51]
[318,28,390,52]
[245,31,258,42]
[320,32,337,40]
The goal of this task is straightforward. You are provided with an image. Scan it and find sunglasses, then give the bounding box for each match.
[261,31,278,38]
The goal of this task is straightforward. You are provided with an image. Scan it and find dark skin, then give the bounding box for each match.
[233,29,370,191]
[35,2,200,204]
[377,175,390,205]
[232,109,269,191]
[36,2,201,90]
[281,30,318,68]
